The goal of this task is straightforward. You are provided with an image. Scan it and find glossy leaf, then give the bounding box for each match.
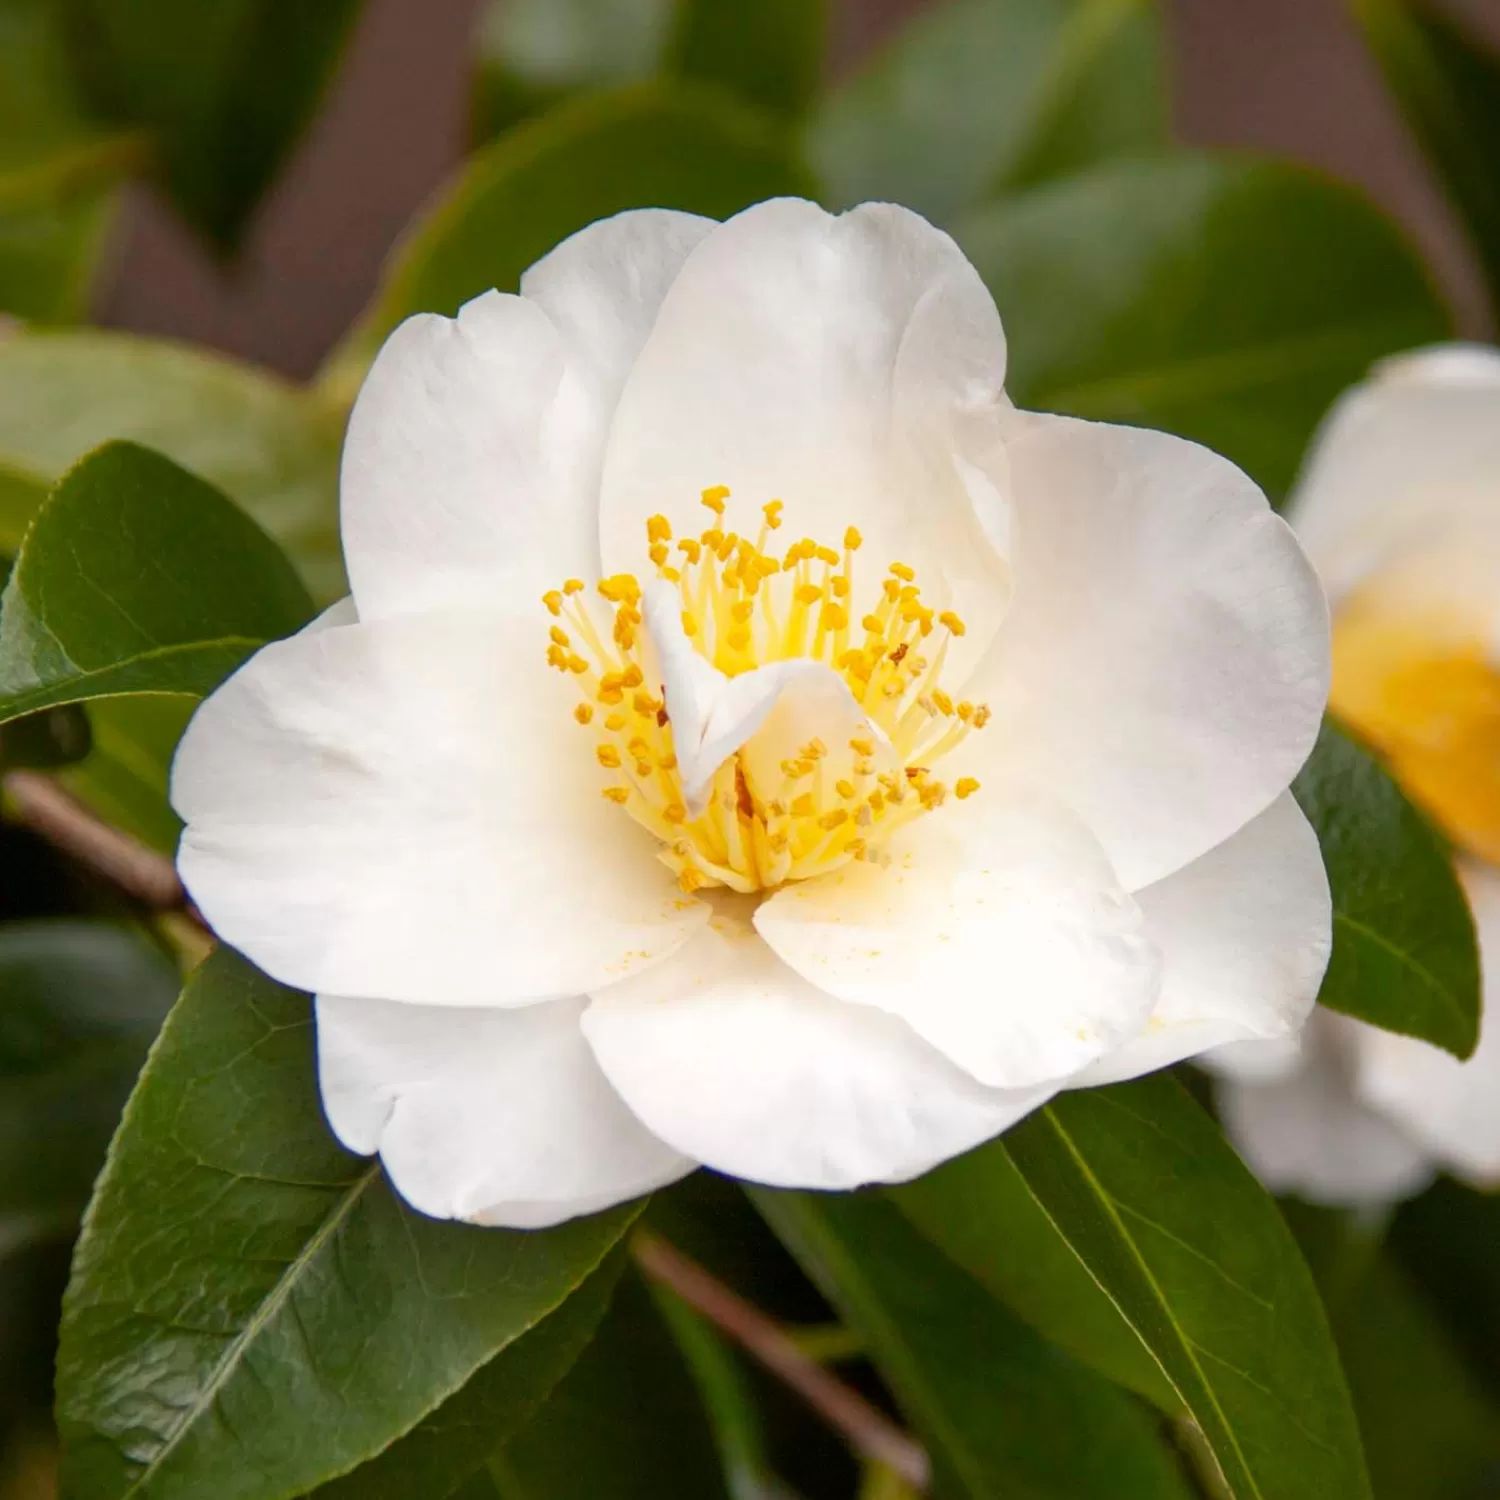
[488,1268,731,1500]
[57,0,364,249]
[958,153,1451,499]
[0,921,175,1252]
[1354,0,1500,313]
[888,1141,1177,1410]
[755,1189,1195,1500]
[989,1078,1371,1498]
[0,441,314,723]
[307,1252,625,1500]
[665,0,827,119]
[807,0,1165,221]
[0,330,344,599]
[1292,718,1480,1057]
[333,83,814,385]
[56,948,642,1500]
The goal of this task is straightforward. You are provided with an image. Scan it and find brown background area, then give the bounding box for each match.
[94,0,1500,379]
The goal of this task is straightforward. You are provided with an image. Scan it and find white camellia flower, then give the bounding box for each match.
[1214,345,1500,1206]
[172,199,1332,1228]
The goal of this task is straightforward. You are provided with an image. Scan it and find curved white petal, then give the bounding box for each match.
[343,210,713,622]
[1216,1018,1434,1207]
[754,789,1160,1090]
[961,412,1329,890]
[599,198,1013,679]
[173,610,707,1005]
[1288,343,1500,605]
[581,913,1052,1189]
[317,994,693,1228]
[1350,862,1500,1185]
[1072,793,1331,1088]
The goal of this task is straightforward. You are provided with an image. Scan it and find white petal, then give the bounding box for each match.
[599,198,1013,678]
[317,994,693,1228]
[1216,1017,1434,1207]
[581,912,1051,1189]
[173,610,707,1005]
[754,789,1160,1090]
[342,211,712,622]
[645,583,881,815]
[1349,862,1500,1185]
[1288,343,1500,605]
[961,412,1329,890]
[1072,793,1331,1087]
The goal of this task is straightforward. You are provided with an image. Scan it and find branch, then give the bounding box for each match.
[633,1229,930,1491]
[2,770,203,923]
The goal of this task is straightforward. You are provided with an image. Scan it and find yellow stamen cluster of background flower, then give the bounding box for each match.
[545,488,987,893]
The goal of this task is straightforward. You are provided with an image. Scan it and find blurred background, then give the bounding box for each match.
[92,0,1500,373]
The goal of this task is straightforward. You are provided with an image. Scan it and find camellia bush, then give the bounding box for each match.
[3,2,1500,1498]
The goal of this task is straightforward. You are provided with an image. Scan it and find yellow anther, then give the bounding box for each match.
[660,754,678,770]
[882,579,901,601]
[957,701,974,721]
[844,527,863,550]
[542,590,564,616]
[567,655,589,674]
[605,711,628,732]
[819,603,849,632]
[563,578,586,595]
[849,736,874,757]
[829,575,850,598]
[889,562,916,582]
[835,779,857,800]
[649,542,670,567]
[768,831,790,853]
[869,790,886,813]
[622,665,644,688]
[847,839,868,859]
[635,760,653,778]
[939,610,966,636]
[955,778,980,800]
[601,786,631,804]
[795,583,824,606]
[862,613,884,634]
[717,532,739,563]
[549,625,570,647]
[546,644,568,669]
[768,799,788,818]
[647,514,673,542]
[791,794,816,817]
[727,626,751,651]
[664,803,687,823]
[701,528,725,551]
[731,599,756,622]
[920,781,948,809]
[815,546,840,567]
[679,866,707,892]
[973,704,993,729]
[755,554,781,577]
[681,610,699,637]
[632,691,660,715]
[701,485,730,514]
[596,745,622,769]
[763,500,785,528]
[598,573,642,603]
[931,689,954,716]
[801,739,828,760]
[678,538,702,563]
[818,808,849,831]
[574,703,594,725]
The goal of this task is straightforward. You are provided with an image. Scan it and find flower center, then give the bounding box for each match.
[544,487,989,894]
[1331,586,1500,862]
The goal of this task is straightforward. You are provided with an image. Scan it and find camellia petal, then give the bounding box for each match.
[343,210,715,622]
[1072,793,1331,1088]
[598,198,1013,678]
[173,610,708,1006]
[753,789,1161,1090]
[317,994,694,1228]
[1349,863,1500,1184]
[1289,344,1500,606]
[960,411,1329,890]
[1215,1016,1435,1208]
[581,910,1053,1189]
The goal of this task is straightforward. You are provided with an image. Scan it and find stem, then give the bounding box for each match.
[632,1230,930,1491]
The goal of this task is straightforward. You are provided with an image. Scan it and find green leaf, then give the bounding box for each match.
[0,330,344,600]
[0,441,314,723]
[1292,718,1480,1057]
[807,0,1166,222]
[0,0,137,321]
[888,1138,1178,1411]
[0,703,91,769]
[56,0,363,250]
[55,948,642,1500]
[754,1189,1195,1500]
[1353,0,1500,315]
[488,1267,731,1500]
[990,1078,1371,1499]
[664,0,827,120]
[956,153,1451,499]
[333,83,815,386]
[306,1251,626,1500]
[0,920,175,1253]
